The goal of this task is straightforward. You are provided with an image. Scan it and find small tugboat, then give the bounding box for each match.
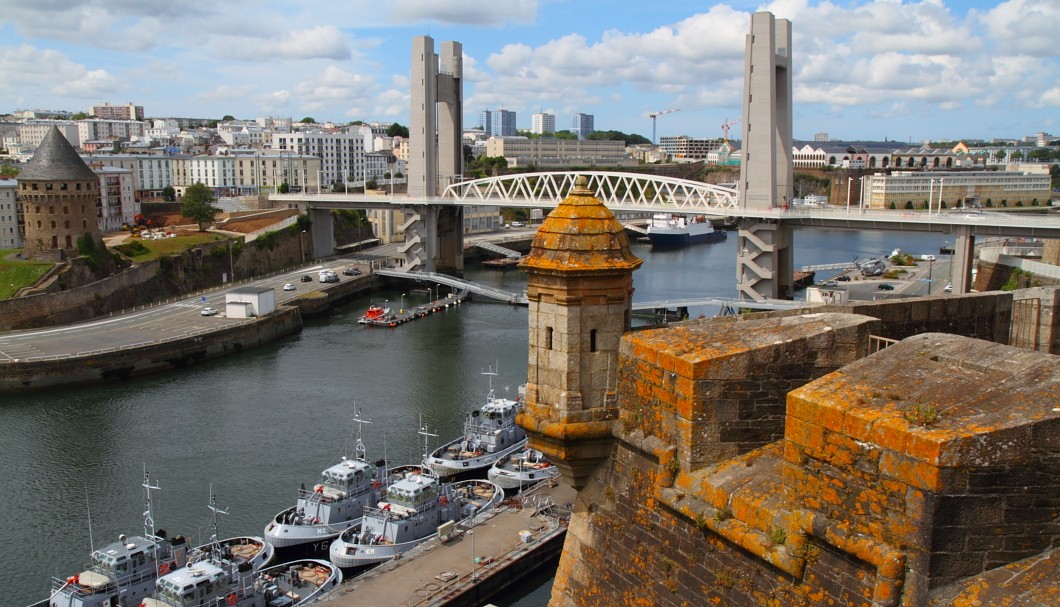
[488,448,560,491]
[38,469,190,607]
[358,299,391,324]
[423,369,527,479]
[328,470,504,569]
[143,493,337,607]
[265,412,387,556]
[646,213,726,248]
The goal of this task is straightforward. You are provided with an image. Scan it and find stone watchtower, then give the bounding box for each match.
[17,126,102,260]
[517,176,642,488]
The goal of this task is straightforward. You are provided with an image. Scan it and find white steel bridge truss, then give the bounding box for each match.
[442,171,738,213]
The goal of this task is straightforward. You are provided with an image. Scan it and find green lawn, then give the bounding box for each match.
[119,232,227,262]
[0,248,54,299]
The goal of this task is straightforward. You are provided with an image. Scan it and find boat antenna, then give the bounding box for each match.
[482,363,499,400]
[85,483,94,554]
[206,485,228,555]
[142,464,161,573]
[352,407,372,462]
[418,414,438,461]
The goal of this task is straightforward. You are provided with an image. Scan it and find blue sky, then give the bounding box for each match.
[1,0,1057,142]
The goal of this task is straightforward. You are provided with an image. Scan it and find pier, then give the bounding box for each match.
[323,482,574,607]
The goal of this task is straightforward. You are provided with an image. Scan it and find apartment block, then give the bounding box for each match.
[0,179,22,249]
[90,102,145,121]
[531,113,556,135]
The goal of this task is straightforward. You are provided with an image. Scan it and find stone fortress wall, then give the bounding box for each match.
[544,299,1058,607]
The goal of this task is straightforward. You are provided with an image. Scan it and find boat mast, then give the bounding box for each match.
[482,364,499,400]
[206,485,228,556]
[352,407,372,462]
[142,465,161,573]
[418,415,438,461]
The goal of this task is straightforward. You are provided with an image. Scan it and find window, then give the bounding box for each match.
[590,329,597,352]
[545,327,553,350]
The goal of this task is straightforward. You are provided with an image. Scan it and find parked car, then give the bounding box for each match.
[283,283,296,291]
[300,275,313,282]
[944,282,953,292]
[201,307,219,316]
[877,283,895,291]
[836,275,851,282]
[342,268,362,276]
[821,280,838,287]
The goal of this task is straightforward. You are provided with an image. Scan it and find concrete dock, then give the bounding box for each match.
[322,482,574,607]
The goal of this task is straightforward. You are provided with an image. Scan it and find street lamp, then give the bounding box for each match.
[299,230,306,264]
[400,293,405,313]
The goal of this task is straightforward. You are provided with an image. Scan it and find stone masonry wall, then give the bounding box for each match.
[548,317,1059,607]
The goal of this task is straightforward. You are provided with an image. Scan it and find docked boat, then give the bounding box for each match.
[358,299,391,324]
[328,471,503,569]
[423,370,527,479]
[793,270,816,289]
[646,213,727,248]
[487,448,560,491]
[35,469,191,607]
[141,558,340,607]
[265,414,387,556]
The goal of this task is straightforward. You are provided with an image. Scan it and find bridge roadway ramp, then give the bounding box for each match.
[475,241,523,259]
[323,482,575,607]
[374,269,527,304]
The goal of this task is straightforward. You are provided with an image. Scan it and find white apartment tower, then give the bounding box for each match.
[531,113,556,135]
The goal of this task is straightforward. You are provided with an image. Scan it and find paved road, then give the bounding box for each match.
[0,258,371,363]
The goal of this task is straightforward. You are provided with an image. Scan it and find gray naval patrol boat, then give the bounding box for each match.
[32,469,187,607]
[141,493,337,607]
[328,467,503,569]
[423,368,527,479]
[33,474,275,607]
[264,412,386,556]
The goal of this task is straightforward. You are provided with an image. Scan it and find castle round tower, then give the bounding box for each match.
[16,126,102,260]
[517,176,642,488]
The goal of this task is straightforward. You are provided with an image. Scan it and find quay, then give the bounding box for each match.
[323,482,574,607]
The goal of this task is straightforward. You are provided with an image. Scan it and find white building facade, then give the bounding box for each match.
[0,179,22,248]
[77,119,147,143]
[271,127,371,191]
[485,137,633,167]
[93,166,137,231]
[865,170,1053,210]
[531,113,556,135]
[571,113,594,139]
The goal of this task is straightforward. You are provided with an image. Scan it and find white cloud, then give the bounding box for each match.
[978,0,1060,56]
[0,45,120,99]
[214,26,352,61]
[389,0,538,25]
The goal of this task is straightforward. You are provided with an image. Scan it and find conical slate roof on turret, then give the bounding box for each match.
[520,176,643,273]
[18,126,97,181]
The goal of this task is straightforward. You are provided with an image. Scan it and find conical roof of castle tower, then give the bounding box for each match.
[18,126,97,181]
[520,176,643,273]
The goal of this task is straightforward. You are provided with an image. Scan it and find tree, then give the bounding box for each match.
[181,183,221,231]
[587,130,651,145]
[299,117,315,124]
[387,123,410,138]
[221,115,235,122]
[0,164,19,179]
[1011,151,1024,161]
[553,130,578,140]
[278,182,290,194]
[161,186,176,201]
[993,150,1006,162]
[72,112,89,120]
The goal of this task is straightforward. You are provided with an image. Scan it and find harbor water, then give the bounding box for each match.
[0,227,947,606]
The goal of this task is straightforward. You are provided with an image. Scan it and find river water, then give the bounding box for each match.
[1,227,945,606]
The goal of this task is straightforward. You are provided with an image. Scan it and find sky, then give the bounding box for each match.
[1,0,1058,143]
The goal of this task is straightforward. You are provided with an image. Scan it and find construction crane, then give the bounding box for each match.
[721,118,740,142]
[649,109,680,145]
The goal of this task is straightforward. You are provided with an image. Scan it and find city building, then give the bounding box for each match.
[485,137,633,168]
[0,179,22,249]
[864,170,1053,210]
[90,102,145,121]
[490,110,517,137]
[571,113,594,139]
[658,136,724,162]
[15,121,81,150]
[531,113,556,135]
[16,127,103,260]
[77,119,147,145]
[92,165,136,232]
[271,127,372,191]
[478,110,492,136]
